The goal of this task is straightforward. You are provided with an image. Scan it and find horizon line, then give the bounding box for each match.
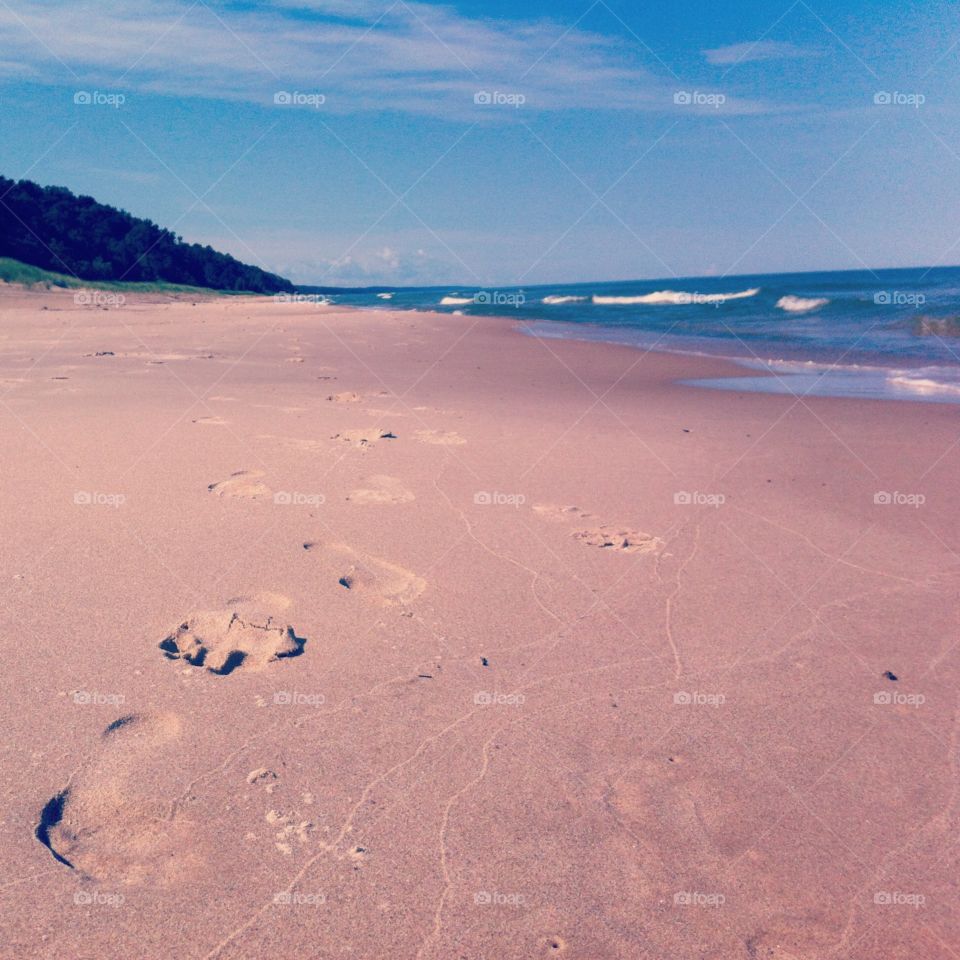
[294,262,960,292]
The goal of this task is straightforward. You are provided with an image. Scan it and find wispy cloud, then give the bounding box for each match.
[0,0,772,116]
[305,244,449,285]
[703,40,822,66]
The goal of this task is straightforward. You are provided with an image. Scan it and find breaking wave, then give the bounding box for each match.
[888,375,960,397]
[776,295,829,313]
[592,287,759,306]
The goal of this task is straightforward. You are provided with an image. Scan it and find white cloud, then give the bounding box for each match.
[283,245,454,285]
[0,0,771,116]
[227,225,459,284]
[703,40,821,66]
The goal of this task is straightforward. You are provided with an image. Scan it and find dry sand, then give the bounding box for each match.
[0,285,957,958]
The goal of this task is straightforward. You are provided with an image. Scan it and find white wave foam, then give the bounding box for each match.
[593,287,759,306]
[776,295,829,313]
[440,296,473,305]
[888,375,960,397]
[543,295,588,304]
[377,292,394,300]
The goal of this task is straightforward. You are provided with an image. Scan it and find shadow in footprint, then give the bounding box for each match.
[104,715,140,734]
[285,629,308,658]
[159,634,206,668]
[36,791,74,868]
[209,649,247,676]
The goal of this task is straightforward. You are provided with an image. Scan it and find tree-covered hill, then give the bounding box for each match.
[0,176,293,294]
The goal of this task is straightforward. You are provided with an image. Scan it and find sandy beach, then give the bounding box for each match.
[1,285,957,959]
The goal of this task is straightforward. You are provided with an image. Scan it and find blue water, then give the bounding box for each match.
[318,267,960,404]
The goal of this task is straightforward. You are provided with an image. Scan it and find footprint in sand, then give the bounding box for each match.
[246,768,280,794]
[304,541,425,606]
[207,470,271,500]
[192,415,228,426]
[572,528,660,554]
[159,594,305,675]
[534,503,661,555]
[330,427,397,448]
[265,808,315,856]
[37,712,207,885]
[412,429,466,446]
[346,475,414,505]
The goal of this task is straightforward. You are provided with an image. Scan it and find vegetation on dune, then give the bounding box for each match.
[0,257,240,295]
[0,176,294,294]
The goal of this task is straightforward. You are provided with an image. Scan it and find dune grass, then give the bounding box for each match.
[0,257,252,296]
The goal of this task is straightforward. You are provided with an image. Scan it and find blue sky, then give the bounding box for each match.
[1,0,958,285]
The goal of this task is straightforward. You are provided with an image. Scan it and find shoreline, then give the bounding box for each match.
[353,299,960,406]
[515,321,960,408]
[1,285,957,959]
